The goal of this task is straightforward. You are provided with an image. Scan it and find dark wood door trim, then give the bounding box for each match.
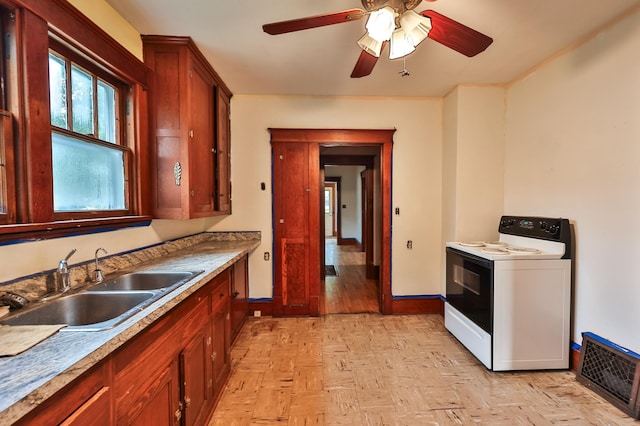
[270,128,395,315]
[324,177,341,243]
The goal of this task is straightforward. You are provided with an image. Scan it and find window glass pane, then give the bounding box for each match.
[49,53,68,129]
[71,65,94,136]
[52,132,125,211]
[97,80,116,143]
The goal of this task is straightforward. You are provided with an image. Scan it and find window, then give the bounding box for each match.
[48,48,128,213]
[0,1,150,242]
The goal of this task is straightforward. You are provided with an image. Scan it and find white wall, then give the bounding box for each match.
[505,8,640,353]
[209,95,444,298]
[325,165,364,241]
[442,85,506,246]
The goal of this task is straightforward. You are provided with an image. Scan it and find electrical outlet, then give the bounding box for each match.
[254,310,261,317]
[264,252,270,261]
[407,240,413,249]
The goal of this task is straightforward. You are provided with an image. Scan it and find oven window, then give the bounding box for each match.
[446,248,493,333]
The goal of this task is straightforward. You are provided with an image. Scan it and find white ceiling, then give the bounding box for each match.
[105,0,640,97]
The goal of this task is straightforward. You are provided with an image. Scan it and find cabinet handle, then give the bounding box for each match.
[232,291,239,298]
[173,162,182,186]
[219,292,225,297]
[184,396,191,408]
[211,351,217,362]
[189,129,194,138]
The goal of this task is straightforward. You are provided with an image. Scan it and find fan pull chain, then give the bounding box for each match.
[399,57,410,77]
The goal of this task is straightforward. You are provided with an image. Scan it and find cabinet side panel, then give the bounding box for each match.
[154,51,182,130]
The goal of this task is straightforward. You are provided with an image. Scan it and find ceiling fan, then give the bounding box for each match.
[262,0,493,78]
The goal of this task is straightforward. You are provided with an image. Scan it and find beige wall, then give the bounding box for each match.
[210,95,444,298]
[442,85,506,246]
[505,7,640,353]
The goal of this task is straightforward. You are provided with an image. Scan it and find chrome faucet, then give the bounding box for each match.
[94,247,108,283]
[56,248,77,293]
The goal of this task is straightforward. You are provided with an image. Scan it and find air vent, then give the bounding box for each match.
[577,332,640,419]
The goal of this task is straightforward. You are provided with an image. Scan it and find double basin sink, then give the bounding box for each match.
[0,271,202,332]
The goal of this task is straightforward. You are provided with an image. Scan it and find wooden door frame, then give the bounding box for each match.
[269,128,394,315]
[324,178,341,241]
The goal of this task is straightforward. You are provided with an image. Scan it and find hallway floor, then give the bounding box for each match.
[209,314,635,425]
[321,238,378,314]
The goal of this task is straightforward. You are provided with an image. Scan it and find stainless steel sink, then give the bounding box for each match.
[0,270,202,332]
[87,271,200,292]
[0,291,157,332]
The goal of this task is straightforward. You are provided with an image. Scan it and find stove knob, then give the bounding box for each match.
[540,221,547,230]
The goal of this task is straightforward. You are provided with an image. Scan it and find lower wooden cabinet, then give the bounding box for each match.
[230,254,248,342]
[15,264,242,425]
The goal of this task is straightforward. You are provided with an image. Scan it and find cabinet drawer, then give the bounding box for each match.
[210,270,230,312]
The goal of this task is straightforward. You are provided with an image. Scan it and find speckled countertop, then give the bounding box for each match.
[0,232,260,423]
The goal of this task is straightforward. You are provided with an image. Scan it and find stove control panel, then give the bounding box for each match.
[499,216,570,243]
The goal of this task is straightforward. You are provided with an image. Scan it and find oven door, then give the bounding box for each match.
[446,247,494,333]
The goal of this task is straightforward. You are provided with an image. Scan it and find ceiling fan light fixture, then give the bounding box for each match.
[398,10,432,46]
[365,6,396,42]
[357,33,384,57]
[389,27,416,59]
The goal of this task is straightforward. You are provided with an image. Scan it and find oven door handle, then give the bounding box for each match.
[457,280,481,296]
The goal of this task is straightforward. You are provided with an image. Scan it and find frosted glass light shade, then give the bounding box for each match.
[365,6,396,42]
[389,28,415,59]
[398,10,432,47]
[357,33,384,57]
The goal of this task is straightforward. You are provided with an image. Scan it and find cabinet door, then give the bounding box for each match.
[272,142,320,316]
[180,328,211,426]
[231,254,248,342]
[119,359,181,426]
[215,87,231,213]
[211,274,231,397]
[188,59,216,216]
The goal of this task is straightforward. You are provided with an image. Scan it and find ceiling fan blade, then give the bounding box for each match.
[263,9,364,35]
[351,49,382,78]
[420,10,493,57]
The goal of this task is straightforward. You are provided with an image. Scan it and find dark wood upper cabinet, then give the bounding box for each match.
[143,36,232,219]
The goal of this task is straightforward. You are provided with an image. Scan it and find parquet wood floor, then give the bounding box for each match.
[321,238,379,315]
[209,314,637,425]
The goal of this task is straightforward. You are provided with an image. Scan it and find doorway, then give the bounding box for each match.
[270,128,394,316]
[322,160,378,314]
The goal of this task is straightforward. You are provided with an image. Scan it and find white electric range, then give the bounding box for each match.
[445,216,573,371]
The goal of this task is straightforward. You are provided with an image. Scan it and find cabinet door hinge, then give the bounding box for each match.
[188,69,192,78]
